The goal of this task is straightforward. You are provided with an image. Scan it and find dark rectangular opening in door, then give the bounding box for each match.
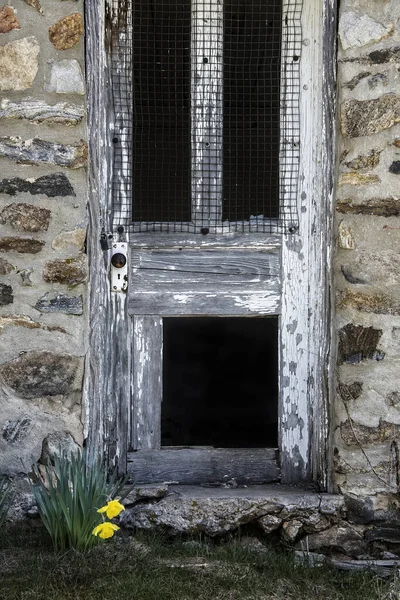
[162,317,278,448]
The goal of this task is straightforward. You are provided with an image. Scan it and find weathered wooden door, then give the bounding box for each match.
[127,0,295,485]
[85,0,336,488]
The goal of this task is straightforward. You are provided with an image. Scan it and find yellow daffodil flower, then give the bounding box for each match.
[92,522,120,539]
[97,499,125,519]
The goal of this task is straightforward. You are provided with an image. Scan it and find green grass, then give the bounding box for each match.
[0,522,393,600]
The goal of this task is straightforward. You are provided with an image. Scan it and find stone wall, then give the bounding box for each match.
[334,0,400,516]
[0,0,87,473]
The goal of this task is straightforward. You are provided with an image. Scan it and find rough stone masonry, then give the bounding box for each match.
[0,0,87,475]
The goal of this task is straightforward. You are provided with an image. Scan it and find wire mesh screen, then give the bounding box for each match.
[110,0,302,234]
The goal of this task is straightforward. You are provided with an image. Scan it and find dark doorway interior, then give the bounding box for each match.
[162,317,278,448]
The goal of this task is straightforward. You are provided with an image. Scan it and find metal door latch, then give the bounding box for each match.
[110,242,128,292]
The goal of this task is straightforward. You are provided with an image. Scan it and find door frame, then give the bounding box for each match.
[84,0,337,489]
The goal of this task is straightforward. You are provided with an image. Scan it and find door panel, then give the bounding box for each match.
[129,247,281,315]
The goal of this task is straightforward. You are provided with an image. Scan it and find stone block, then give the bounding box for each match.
[258,514,282,534]
[43,255,87,285]
[0,99,85,125]
[49,14,83,50]
[368,47,400,65]
[0,5,20,33]
[340,419,400,446]
[0,37,40,91]
[339,173,380,186]
[341,94,400,137]
[338,221,356,250]
[306,523,368,557]
[52,228,86,251]
[0,173,75,197]
[0,203,51,232]
[338,382,363,403]
[282,519,303,542]
[0,257,14,275]
[0,314,66,334]
[339,12,393,50]
[389,161,400,175]
[0,283,13,305]
[386,392,400,407]
[0,351,80,398]
[44,60,84,95]
[368,73,388,89]
[0,236,44,254]
[3,417,33,444]
[23,0,42,14]
[338,323,383,364]
[337,197,400,217]
[0,137,87,169]
[340,250,400,287]
[39,431,79,464]
[337,290,400,316]
[34,292,83,315]
[344,150,381,171]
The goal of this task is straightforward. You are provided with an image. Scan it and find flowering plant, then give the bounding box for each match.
[92,499,125,539]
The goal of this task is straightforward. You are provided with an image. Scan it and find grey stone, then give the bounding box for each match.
[0,173,75,197]
[123,484,169,506]
[0,237,44,254]
[0,283,13,305]
[0,203,51,232]
[0,99,84,125]
[340,251,400,288]
[52,228,86,251]
[339,12,393,50]
[338,221,356,250]
[344,71,370,90]
[386,392,400,407]
[0,37,40,91]
[0,137,88,169]
[119,486,343,538]
[282,519,303,542]
[338,324,382,364]
[44,60,84,95]
[0,314,67,335]
[306,523,368,557]
[338,382,363,403]
[39,431,79,464]
[43,255,87,285]
[337,197,400,217]
[0,257,14,275]
[389,161,400,175]
[368,47,400,65]
[258,514,282,534]
[3,417,33,444]
[34,292,83,315]
[368,73,388,89]
[0,351,80,398]
[340,265,366,284]
[18,268,32,286]
[341,94,400,138]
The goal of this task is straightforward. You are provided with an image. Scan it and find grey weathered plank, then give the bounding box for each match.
[133,317,163,450]
[129,290,280,316]
[130,233,282,249]
[129,248,281,315]
[132,248,280,285]
[279,0,336,488]
[127,448,280,485]
[84,0,131,474]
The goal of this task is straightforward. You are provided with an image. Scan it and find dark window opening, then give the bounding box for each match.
[162,317,278,448]
[132,0,191,222]
[223,0,282,221]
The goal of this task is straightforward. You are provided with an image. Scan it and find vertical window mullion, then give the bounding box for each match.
[191,0,223,230]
